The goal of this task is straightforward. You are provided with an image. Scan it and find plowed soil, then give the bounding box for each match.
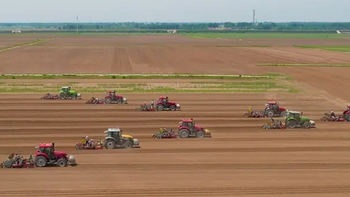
[1,35,350,74]
[1,92,350,197]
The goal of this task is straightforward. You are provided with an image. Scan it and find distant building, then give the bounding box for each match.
[167,29,177,33]
[336,30,350,34]
[12,30,21,34]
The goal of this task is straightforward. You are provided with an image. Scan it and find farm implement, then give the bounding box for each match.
[1,154,34,168]
[321,112,345,122]
[152,128,177,139]
[75,139,104,150]
[85,97,105,104]
[41,93,59,100]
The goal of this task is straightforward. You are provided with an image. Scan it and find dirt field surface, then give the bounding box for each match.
[1,93,350,197]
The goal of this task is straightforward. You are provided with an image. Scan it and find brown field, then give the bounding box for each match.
[0,34,350,75]
[1,34,350,196]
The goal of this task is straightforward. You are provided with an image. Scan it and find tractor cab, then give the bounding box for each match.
[61,86,71,93]
[107,90,116,96]
[157,96,169,104]
[266,101,280,109]
[104,128,133,141]
[286,111,301,121]
[104,128,122,141]
[35,143,55,160]
[179,119,197,132]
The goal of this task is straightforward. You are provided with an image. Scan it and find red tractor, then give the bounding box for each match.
[155,96,180,111]
[343,105,350,122]
[104,90,128,104]
[263,101,287,117]
[34,143,77,167]
[177,118,211,138]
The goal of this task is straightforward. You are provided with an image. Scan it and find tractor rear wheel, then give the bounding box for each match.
[105,98,112,104]
[345,115,350,122]
[56,158,67,167]
[35,156,47,167]
[196,131,205,138]
[105,139,115,149]
[287,120,297,128]
[156,105,164,111]
[59,93,67,100]
[266,110,274,117]
[178,129,189,138]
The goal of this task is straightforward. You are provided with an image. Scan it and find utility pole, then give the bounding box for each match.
[253,10,256,26]
[76,16,79,34]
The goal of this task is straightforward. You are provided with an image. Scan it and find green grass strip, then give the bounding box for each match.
[183,33,349,39]
[0,39,53,52]
[298,45,350,52]
[258,63,350,67]
[0,73,289,80]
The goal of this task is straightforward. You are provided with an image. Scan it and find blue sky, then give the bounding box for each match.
[1,0,348,22]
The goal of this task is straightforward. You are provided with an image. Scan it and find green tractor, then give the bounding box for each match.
[103,128,140,149]
[58,86,82,100]
[285,110,316,129]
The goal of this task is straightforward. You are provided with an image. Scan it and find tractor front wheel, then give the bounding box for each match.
[170,105,176,111]
[196,131,205,138]
[35,156,48,167]
[56,158,67,167]
[123,140,132,149]
[178,129,189,138]
[105,139,115,149]
[287,120,297,129]
[303,121,311,129]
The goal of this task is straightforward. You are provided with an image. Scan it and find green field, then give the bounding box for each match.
[0,76,297,93]
[258,63,350,67]
[184,33,349,39]
[0,73,290,80]
[298,45,350,52]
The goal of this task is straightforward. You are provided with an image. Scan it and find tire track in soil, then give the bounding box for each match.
[2,185,350,196]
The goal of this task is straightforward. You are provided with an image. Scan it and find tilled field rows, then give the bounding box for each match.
[1,93,350,196]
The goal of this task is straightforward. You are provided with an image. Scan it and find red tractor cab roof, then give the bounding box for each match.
[38,143,54,148]
[159,96,168,99]
[181,119,193,123]
[267,102,278,105]
[107,90,115,93]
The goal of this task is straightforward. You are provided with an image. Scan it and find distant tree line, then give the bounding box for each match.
[1,22,350,32]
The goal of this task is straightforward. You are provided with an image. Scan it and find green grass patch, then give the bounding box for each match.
[0,73,290,80]
[298,45,350,52]
[0,80,297,93]
[0,39,53,52]
[183,33,349,39]
[259,63,350,67]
